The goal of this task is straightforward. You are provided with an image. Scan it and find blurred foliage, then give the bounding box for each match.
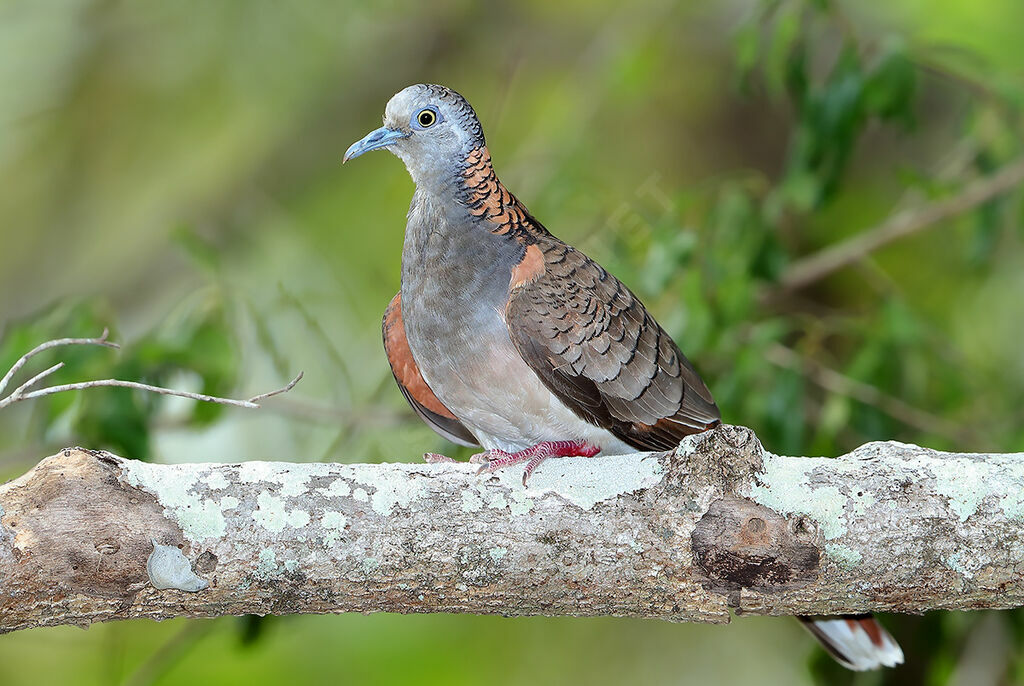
[1,0,1023,684]
[586,0,1024,466]
[0,296,238,461]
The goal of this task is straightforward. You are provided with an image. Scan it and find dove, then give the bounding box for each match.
[344,83,903,671]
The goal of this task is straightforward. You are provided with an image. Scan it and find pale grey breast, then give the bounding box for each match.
[398,191,604,450]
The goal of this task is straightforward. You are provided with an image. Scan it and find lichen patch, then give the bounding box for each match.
[486,453,664,511]
[321,511,348,546]
[319,479,352,499]
[120,462,235,543]
[461,490,484,513]
[747,455,848,540]
[238,462,311,499]
[927,456,1013,523]
[255,548,280,579]
[945,551,976,579]
[825,543,862,568]
[350,465,426,516]
[252,491,310,532]
[176,498,228,540]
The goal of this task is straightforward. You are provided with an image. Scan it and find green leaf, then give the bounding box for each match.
[864,40,917,123]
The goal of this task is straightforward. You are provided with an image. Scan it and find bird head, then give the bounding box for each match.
[344,84,486,187]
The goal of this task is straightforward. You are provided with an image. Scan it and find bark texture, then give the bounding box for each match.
[1,424,1022,634]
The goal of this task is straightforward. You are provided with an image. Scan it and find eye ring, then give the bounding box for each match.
[411,106,443,130]
[417,109,437,128]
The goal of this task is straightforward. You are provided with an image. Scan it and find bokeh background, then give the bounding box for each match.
[2,0,1023,684]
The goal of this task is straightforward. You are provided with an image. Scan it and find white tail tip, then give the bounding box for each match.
[801,615,905,671]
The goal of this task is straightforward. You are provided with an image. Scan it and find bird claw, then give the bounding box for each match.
[471,441,601,485]
[423,452,457,464]
[473,449,513,474]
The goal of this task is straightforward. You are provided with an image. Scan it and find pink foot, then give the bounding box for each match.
[475,440,601,485]
[423,452,458,464]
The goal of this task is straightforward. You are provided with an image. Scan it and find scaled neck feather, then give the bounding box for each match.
[457,146,549,243]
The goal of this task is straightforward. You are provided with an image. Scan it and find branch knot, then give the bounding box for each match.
[666,424,767,494]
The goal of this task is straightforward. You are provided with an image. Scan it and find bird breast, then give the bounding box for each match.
[399,191,631,454]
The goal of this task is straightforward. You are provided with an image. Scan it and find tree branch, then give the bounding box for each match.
[773,156,1024,294]
[1,425,1022,634]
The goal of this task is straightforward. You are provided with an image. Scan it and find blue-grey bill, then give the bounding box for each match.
[343,126,409,163]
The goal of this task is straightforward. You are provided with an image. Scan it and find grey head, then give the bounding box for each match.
[344,84,485,191]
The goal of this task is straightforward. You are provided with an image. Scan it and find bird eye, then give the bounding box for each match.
[417,109,436,128]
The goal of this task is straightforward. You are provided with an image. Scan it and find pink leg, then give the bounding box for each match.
[476,440,601,485]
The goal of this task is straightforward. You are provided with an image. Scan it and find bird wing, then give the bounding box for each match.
[383,293,479,447]
[504,240,720,451]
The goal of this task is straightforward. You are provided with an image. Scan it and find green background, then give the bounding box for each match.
[1,0,1023,684]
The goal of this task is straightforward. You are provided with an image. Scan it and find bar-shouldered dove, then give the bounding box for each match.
[344,84,904,672]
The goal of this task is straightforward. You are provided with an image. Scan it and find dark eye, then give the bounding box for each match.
[417,109,436,128]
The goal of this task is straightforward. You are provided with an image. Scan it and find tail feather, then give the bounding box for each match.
[800,614,904,671]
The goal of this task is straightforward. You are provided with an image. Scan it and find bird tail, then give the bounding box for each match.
[799,614,904,671]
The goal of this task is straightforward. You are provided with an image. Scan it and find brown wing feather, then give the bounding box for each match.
[505,240,720,451]
[383,293,478,447]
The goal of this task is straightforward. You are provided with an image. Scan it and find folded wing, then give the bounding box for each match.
[505,240,720,451]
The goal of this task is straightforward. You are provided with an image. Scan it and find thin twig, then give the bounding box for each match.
[0,332,302,413]
[6,362,65,400]
[772,156,1024,294]
[0,375,304,412]
[0,329,118,396]
[247,372,304,403]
